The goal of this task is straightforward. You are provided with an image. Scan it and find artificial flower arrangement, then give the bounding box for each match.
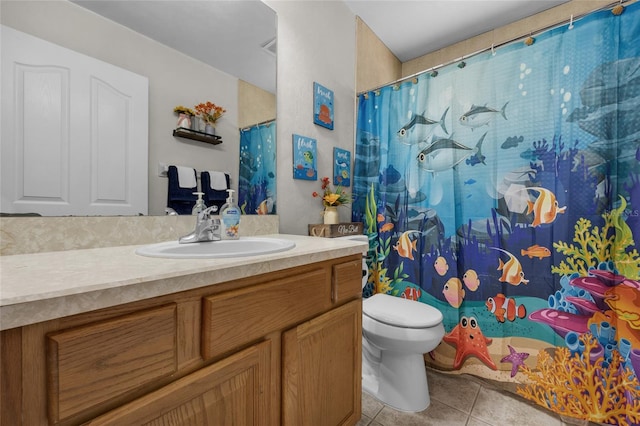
[194,101,226,127]
[173,105,195,116]
[312,176,351,207]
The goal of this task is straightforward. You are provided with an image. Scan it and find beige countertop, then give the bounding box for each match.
[0,234,367,331]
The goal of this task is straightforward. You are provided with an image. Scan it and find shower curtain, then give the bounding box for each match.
[352,4,640,424]
[239,121,276,214]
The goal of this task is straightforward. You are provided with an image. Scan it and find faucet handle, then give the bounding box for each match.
[198,205,218,220]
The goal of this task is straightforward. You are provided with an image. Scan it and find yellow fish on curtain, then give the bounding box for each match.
[353,3,640,425]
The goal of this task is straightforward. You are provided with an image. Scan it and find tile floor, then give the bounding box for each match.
[357,367,600,426]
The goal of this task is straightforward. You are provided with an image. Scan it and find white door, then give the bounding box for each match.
[1,25,149,216]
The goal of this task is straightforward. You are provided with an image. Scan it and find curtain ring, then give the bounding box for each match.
[612,1,625,15]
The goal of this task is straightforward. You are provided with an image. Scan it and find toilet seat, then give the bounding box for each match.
[363,293,442,328]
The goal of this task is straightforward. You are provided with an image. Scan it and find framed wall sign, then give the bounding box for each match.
[333,147,351,187]
[313,82,334,130]
[292,134,317,180]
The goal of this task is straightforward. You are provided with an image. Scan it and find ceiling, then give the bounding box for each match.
[345,0,570,62]
[72,0,277,93]
[71,0,570,93]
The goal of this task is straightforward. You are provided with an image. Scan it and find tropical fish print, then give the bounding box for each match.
[393,231,418,260]
[459,102,509,129]
[520,244,551,259]
[443,277,466,308]
[402,286,422,301]
[380,222,394,233]
[416,137,473,173]
[434,256,449,276]
[490,247,529,285]
[462,269,480,291]
[255,199,269,215]
[525,187,567,227]
[397,107,449,140]
[302,151,314,164]
[465,132,488,166]
[486,293,527,322]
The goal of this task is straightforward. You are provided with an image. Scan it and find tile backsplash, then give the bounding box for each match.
[0,215,279,255]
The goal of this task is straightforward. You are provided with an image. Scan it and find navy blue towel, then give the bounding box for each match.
[201,171,230,212]
[167,165,197,215]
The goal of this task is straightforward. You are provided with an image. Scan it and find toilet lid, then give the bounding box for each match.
[363,293,443,328]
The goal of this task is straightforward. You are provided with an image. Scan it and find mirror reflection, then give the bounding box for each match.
[0,0,276,217]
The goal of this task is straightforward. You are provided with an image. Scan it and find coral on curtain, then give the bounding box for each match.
[239,121,276,214]
[352,4,640,424]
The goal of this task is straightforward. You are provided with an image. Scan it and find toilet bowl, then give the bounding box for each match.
[335,235,445,412]
[362,293,444,412]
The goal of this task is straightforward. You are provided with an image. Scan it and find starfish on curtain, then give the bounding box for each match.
[501,344,530,377]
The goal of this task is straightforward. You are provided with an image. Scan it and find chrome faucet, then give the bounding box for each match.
[179,206,221,243]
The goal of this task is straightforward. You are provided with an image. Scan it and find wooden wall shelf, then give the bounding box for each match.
[173,128,222,145]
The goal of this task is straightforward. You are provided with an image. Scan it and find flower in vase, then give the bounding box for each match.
[194,101,226,127]
[173,105,195,116]
[312,176,351,207]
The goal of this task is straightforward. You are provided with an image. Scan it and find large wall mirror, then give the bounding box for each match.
[0,0,276,217]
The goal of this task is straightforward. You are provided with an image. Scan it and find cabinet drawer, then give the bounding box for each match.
[47,304,177,424]
[332,259,363,304]
[202,268,330,360]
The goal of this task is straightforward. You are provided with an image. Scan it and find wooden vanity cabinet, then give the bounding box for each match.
[0,255,363,426]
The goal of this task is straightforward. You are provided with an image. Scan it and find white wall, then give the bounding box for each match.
[266,0,356,235]
[1,0,240,216]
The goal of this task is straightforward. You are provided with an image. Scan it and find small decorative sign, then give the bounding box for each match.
[308,222,364,238]
[313,82,334,130]
[333,147,351,187]
[292,134,317,180]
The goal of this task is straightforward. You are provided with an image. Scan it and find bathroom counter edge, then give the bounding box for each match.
[0,234,367,330]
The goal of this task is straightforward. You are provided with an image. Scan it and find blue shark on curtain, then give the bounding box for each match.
[352,3,640,424]
[239,121,277,214]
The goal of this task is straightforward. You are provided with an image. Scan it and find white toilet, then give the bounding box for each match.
[338,235,445,412]
[362,293,445,412]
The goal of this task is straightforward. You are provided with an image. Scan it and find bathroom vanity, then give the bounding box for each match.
[0,234,365,425]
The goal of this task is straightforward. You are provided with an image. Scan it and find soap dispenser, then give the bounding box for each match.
[192,192,206,215]
[220,189,241,240]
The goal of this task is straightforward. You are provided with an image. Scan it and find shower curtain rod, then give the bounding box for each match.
[357,0,633,96]
[239,118,275,131]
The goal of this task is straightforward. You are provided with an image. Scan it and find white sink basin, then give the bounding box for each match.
[135,237,296,259]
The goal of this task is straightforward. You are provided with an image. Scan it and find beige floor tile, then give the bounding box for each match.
[466,417,493,426]
[471,386,562,426]
[356,414,373,426]
[362,391,385,419]
[427,369,480,414]
[373,399,469,426]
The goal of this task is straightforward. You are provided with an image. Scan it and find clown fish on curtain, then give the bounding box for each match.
[239,120,277,215]
[352,3,640,425]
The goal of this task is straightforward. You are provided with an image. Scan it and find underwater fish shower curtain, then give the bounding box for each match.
[352,4,640,424]
[239,121,276,214]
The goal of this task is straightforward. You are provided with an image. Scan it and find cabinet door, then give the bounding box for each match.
[87,340,271,426]
[282,300,362,426]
